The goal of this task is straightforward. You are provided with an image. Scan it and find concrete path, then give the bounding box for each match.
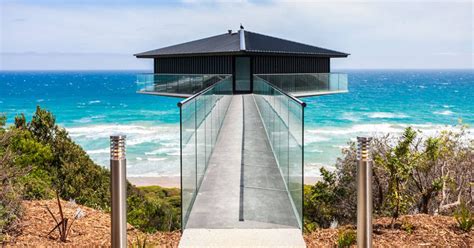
[185,95,244,229]
[242,94,299,228]
[181,95,305,247]
[179,229,305,248]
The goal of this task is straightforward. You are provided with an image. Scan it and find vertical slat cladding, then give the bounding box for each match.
[154,56,233,74]
[153,55,330,74]
[252,56,330,74]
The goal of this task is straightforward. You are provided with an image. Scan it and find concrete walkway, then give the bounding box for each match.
[180,95,305,247]
[185,95,244,229]
[242,95,299,228]
[179,229,305,248]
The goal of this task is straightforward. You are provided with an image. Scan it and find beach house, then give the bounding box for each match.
[135,26,349,246]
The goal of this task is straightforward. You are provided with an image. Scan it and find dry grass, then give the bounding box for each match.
[304,214,473,248]
[4,200,180,247]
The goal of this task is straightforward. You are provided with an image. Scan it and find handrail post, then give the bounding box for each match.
[357,136,373,248]
[110,135,127,248]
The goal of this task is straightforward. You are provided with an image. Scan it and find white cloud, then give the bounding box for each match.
[0,1,472,69]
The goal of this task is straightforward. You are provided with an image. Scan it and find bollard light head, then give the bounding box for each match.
[110,135,126,160]
[357,136,372,162]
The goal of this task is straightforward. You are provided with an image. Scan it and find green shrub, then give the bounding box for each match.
[1,108,182,235]
[337,229,356,248]
[304,168,346,228]
[304,125,473,230]
[454,203,473,232]
[1,117,54,240]
[127,186,181,233]
[20,167,55,200]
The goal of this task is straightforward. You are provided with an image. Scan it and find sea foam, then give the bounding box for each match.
[368,112,408,119]
[433,110,454,116]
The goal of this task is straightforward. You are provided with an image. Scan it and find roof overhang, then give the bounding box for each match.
[135,51,349,59]
[134,29,350,58]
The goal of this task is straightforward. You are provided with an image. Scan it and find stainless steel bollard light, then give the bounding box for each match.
[110,135,127,248]
[357,136,373,248]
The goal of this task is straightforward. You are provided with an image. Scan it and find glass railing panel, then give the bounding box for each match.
[180,98,196,226]
[137,74,228,97]
[195,94,206,187]
[256,73,348,97]
[288,99,304,221]
[253,76,305,229]
[179,76,233,229]
[338,73,348,92]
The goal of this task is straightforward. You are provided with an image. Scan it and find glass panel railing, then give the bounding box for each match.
[256,73,348,98]
[178,76,233,228]
[137,74,229,97]
[253,75,305,229]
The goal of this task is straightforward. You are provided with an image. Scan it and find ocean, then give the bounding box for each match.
[1,70,473,177]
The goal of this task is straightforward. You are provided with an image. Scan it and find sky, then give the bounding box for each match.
[0,0,473,70]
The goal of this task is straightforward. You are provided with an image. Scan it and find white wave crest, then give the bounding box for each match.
[433,110,454,116]
[147,157,167,161]
[305,135,331,144]
[145,147,180,156]
[368,112,408,119]
[86,148,109,154]
[307,123,473,139]
[67,124,179,144]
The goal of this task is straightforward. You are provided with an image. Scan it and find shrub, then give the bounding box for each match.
[20,167,55,200]
[1,108,182,235]
[337,228,356,248]
[303,125,473,230]
[304,168,340,228]
[375,127,417,226]
[1,115,53,241]
[127,186,181,233]
[454,203,473,232]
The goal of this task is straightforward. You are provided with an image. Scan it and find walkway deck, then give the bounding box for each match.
[180,95,304,247]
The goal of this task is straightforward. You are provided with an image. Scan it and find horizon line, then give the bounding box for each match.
[1,68,473,72]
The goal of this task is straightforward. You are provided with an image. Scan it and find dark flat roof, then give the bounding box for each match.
[135,30,349,58]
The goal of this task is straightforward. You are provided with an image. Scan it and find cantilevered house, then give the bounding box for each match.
[135,27,349,246]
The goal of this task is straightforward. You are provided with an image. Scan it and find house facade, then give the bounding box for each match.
[135,27,348,94]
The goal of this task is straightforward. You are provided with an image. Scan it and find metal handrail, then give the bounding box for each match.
[137,73,231,76]
[255,72,346,76]
[177,75,232,107]
[254,75,306,107]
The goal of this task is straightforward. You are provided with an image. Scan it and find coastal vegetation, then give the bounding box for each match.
[304,124,473,232]
[0,107,180,242]
[1,106,472,246]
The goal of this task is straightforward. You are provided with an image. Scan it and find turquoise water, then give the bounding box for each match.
[1,70,473,177]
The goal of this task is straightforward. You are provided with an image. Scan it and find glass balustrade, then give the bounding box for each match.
[256,73,348,97]
[137,74,229,97]
[178,76,233,228]
[253,75,305,229]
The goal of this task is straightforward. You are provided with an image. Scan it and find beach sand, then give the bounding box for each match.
[128,176,321,188]
[128,176,181,188]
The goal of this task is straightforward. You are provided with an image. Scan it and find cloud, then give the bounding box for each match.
[0,1,472,69]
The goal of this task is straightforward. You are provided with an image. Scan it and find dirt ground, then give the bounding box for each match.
[3,200,180,247]
[304,214,472,248]
[3,200,472,247]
